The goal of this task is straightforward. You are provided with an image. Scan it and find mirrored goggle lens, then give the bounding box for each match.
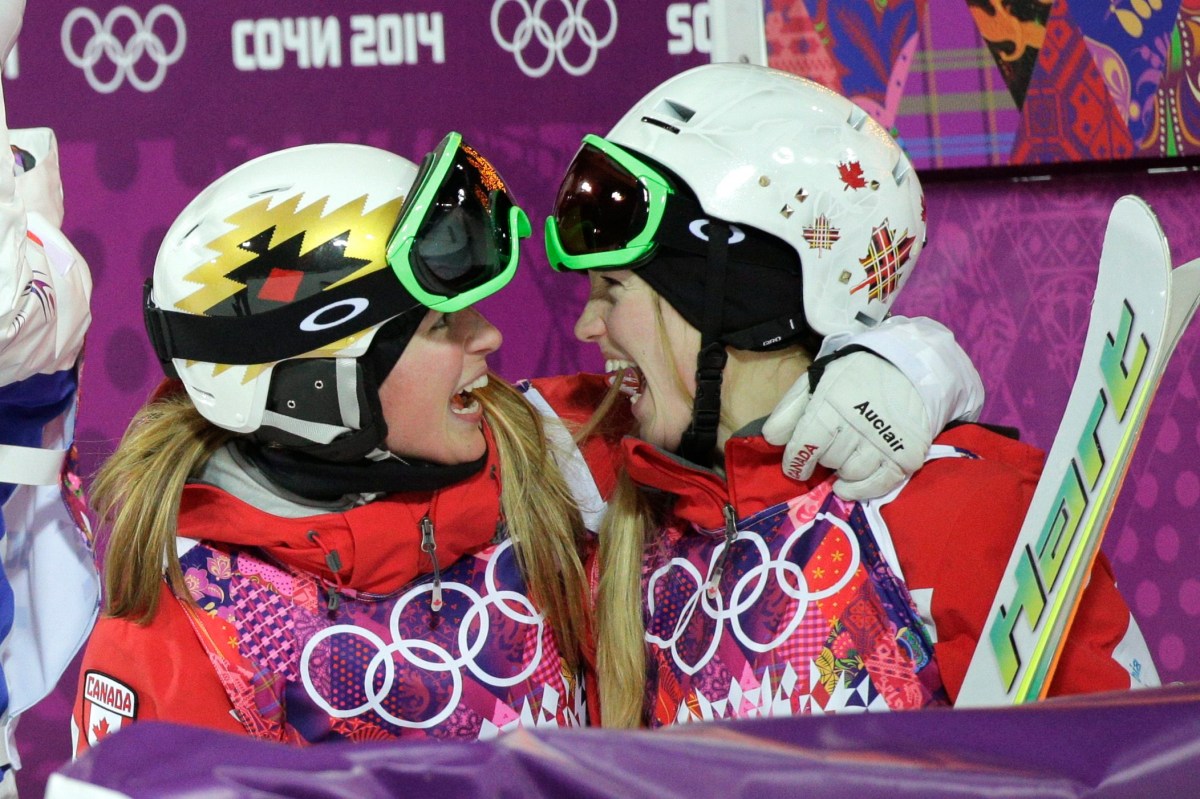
[552,143,650,256]
[410,141,514,294]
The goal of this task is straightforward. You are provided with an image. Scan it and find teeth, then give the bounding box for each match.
[450,374,487,416]
[603,359,644,402]
[460,374,489,393]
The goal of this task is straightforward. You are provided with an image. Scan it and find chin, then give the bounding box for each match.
[449,432,488,464]
[633,392,691,453]
[636,420,686,453]
[385,428,487,466]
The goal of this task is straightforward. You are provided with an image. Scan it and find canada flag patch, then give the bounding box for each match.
[82,670,138,745]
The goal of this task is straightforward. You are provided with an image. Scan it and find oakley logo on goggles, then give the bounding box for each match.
[545,134,672,272]
[145,132,530,368]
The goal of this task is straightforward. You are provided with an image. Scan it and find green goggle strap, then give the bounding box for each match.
[544,134,673,272]
[386,131,531,313]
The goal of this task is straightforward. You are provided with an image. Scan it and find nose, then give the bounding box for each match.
[574,274,608,343]
[459,307,503,355]
[574,297,607,343]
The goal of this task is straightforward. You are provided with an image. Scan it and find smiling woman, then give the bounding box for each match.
[574,269,700,452]
[548,63,1159,728]
[71,137,592,751]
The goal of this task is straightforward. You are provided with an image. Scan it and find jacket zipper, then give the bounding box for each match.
[420,514,444,612]
[705,503,739,599]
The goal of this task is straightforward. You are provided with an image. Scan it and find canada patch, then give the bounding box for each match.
[82,670,138,745]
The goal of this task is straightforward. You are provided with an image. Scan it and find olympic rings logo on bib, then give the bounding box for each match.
[645,511,862,677]
[490,0,617,78]
[298,539,548,732]
[61,4,186,94]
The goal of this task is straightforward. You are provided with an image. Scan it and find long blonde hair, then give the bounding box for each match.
[476,377,590,668]
[92,391,234,623]
[594,469,655,727]
[93,380,591,669]
[589,292,700,727]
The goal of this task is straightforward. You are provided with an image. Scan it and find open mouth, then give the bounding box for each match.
[450,374,488,415]
[606,359,644,404]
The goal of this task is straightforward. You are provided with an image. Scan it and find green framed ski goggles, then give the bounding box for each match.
[144,134,530,370]
[387,131,531,311]
[545,134,673,272]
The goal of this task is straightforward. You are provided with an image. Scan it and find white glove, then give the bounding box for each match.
[818,316,984,432]
[762,351,932,500]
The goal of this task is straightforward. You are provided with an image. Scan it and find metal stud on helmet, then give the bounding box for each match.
[145,136,529,461]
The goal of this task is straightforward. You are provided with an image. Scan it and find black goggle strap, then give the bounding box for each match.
[653,193,805,267]
[677,219,731,468]
[143,266,422,371]
[653,197,817,354]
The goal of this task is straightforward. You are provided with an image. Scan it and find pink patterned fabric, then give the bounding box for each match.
[643,475,946,726]
[178,537,584,743]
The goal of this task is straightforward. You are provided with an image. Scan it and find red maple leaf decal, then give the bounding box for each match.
[92,717,110,740]
[838,161,867,190]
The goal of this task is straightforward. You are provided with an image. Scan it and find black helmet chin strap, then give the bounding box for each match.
[677,220,730,468]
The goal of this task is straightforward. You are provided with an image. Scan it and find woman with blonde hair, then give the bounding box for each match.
[72,135,593,748]
[546,63,1158,727]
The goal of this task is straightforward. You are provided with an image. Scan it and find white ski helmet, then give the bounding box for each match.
[548,62,925,341]
[145,137,529,460]
[546,63,925,464]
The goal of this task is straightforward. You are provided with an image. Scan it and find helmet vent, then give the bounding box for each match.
[846,106,869,131]
[639,98,696,134]
[640,115,681,135]
[248,185,292,199]
[892,159,912,184]
[656,98,696,123]
[855,311,879,327]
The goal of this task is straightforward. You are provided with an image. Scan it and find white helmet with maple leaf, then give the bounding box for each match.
[604,62,926,338]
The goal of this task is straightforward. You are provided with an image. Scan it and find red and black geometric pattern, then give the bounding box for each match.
[209,228,369,317]
[1011,2,1136,164]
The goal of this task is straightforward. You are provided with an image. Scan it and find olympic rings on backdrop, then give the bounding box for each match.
[490,0,617,78]
[61,5,186,94]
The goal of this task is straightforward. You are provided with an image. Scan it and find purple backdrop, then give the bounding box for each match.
[2,1,1198,796]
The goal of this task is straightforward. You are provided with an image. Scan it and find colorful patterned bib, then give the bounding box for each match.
[644,477,947,725]
[179,535,584,742]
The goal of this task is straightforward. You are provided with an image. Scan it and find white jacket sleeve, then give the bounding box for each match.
[0,80,92,386]
[818,315,984,432]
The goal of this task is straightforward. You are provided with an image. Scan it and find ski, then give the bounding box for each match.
[957,195,1200,707]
